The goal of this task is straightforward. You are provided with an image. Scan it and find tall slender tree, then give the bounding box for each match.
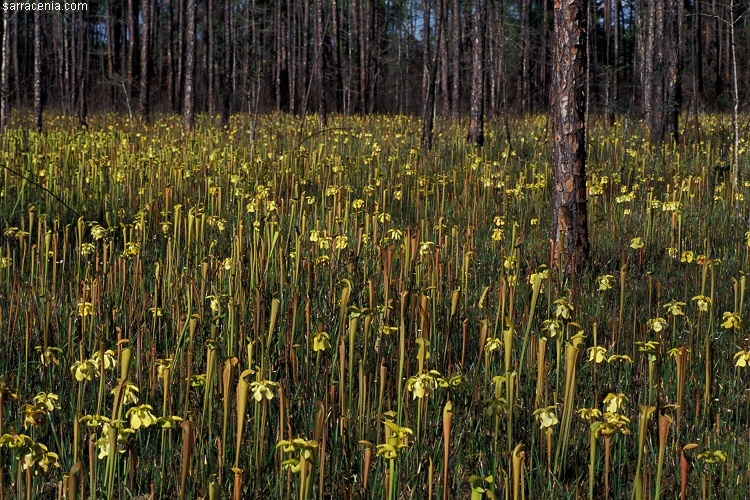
[0,8,10,132]
[551,0,589,271]
[139,0,151,117]
[467,0,486,146]
[34,10,43,131]
[183,0,196,130]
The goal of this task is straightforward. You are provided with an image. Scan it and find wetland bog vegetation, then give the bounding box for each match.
[0,112,749,498]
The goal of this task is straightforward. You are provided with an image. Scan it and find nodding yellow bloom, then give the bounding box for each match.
[721,312,742,330]
[77,301,94,317]
[553,297,574,320]
[542,319,563,338]
[697,450,727,464]
[734,350,750,367]
[21,441,60,472]
[630,237,645,249]
[664,300,686,316]
[577,408,602,422]
[606,354,633,364]
[647,317,668,332]
[681,251,695,263]
[533,406,558,430]
[603,393,628,413]
[588,346,608,364]
[71,359,97,382]
[126,404,158,430]
[250,379,277,402]
[113,382,140,406]
[157,415,184,429]
[406,370,443,399]
[32,392,59,412]
[485,337,502,353]
[334,236,348,250]
[692,295,711,312]
[597,274,615,291]
[35,346,62,367]
[312,331,331,352]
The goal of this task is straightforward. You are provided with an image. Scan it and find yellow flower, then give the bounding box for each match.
[606,354,633,364]
[692,295,711,312]
[603,392,627,413]
[313,331,331,352]
[542,319,562,338]
[77,301,94,317]
[250,380,277,402]
[697,450,727,464]
[648,317,667,332]
[577,408,602,422]
[334,236,348,250]
[721,312,741,330]
[597,274,615,291]
[485,337,502,353]
[664,300,686,316]
[533,406,559,429]
[553,298,574,320]
[126,404,158,430]
[32,392,59,412]
[734,350,750,367]
[71,359,97,382]
[681,251,694,263]
[630,237,645,249]
[588,346,608,363]
[406,370,443,399]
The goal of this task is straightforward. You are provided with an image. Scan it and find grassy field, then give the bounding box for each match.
[0,113,749,499]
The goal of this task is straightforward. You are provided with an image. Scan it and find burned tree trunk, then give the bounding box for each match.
[467,0,486,146]
[551,0,589,271]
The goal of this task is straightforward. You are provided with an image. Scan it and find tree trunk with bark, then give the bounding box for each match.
[551,0,589,272]
[221,0,232,124]
[467,0,486,146]
[667,0,683,141]
[1,8,11,132]
[183,0,196,131]
[34,9,43,131]
[139,0,151,117]
[450,0,460,119]
[314,0,326,124]
[421,0,437,149]
[208,0,215,115]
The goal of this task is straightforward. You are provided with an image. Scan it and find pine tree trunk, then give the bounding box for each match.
[167,0,175,111]
[183,0,196,131]
[221,0,232,124]
[1,8,11,132]
[667,0,683,141]
[314,0,326,124]
[128,0,137,98]
[467,0,485,146]
[421,0,435,149]
[209,0,216,115]
[331,0,342,112]
[34,9,43,132]
[552,0,589,272]
[450,0,460,119]
[139,0,151,117]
